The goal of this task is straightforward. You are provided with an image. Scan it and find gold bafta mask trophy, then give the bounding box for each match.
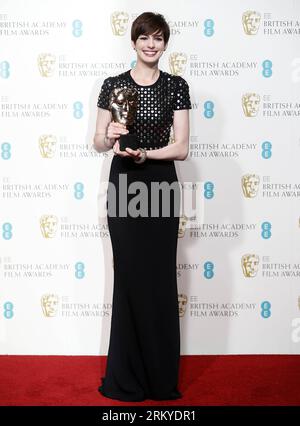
[109,87,139,151]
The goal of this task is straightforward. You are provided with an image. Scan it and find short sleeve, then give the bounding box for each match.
[97,77,112,110]
[173,76,192,111]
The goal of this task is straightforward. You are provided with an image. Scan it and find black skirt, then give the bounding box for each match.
[98,154,182,402]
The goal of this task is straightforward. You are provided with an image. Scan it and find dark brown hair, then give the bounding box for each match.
[131,12,170,44]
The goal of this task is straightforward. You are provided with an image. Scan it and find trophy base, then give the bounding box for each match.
[119,134,138,151]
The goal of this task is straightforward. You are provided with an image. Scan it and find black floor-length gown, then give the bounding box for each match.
[96,68,192,401]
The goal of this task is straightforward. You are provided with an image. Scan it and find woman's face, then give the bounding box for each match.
[132,31,166,64]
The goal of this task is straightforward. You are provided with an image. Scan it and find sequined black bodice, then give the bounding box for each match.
[97,69,192,150]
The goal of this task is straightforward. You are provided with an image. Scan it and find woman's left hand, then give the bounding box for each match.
[113,140,142,160]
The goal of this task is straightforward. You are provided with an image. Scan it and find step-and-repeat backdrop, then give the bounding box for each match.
[1,0,300,355]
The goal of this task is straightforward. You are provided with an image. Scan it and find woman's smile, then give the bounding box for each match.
[143,50,158,56]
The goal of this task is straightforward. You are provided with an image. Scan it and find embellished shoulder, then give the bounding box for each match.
[97,77,112,110]
[171,74,192,111]
[161,71,187,84]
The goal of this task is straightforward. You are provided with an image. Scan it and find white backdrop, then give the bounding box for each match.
[0,0,300,355]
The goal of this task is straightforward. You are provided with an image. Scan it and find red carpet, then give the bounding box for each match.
[0,355,299,406]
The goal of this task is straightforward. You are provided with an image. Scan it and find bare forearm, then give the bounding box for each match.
[93,132,114,153]
[146,141,188,161]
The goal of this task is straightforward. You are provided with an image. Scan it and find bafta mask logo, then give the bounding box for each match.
[241,254,259,277]
[241,174,260,198]
[109,87,139,151]
[39,135,57,158]
[242,11,261,35]
[178,214,188,238]
[40,215,58,238]
[109,87,138,125]
[178,293,188,317]
[169,52,188,76]
[242,93,260,117]
[110,11,129,36]
[41,294,59,317]
[37,53,56,77]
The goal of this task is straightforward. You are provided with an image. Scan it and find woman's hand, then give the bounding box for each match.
[112,140,143,160]
[107,122,128,142]
[107,122,143,160]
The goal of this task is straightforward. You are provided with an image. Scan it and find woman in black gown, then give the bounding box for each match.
[93,12,191,402]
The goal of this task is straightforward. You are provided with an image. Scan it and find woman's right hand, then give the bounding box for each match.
[106,122,129,145]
